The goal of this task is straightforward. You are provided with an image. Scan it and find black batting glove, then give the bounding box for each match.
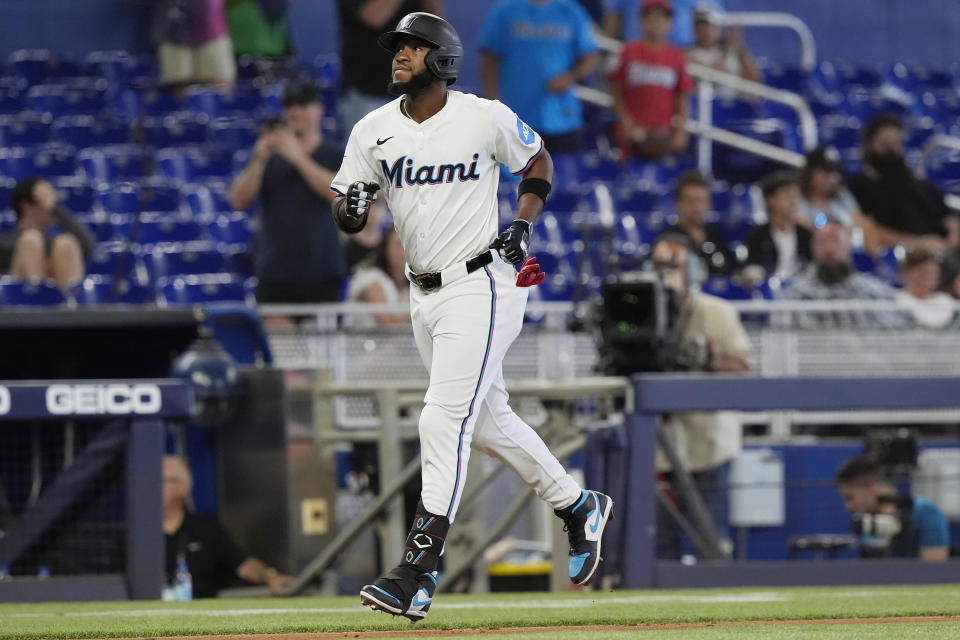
[492,219,531,266]
[345,181,380,222]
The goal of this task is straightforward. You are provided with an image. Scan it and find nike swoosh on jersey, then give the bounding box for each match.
[376,136,394,145]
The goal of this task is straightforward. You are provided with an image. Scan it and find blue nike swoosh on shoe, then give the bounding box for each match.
[411,589,431,607]
[588,508,601,534]
[569,552,590,578]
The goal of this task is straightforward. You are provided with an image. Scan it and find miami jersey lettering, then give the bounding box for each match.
[331,91,543,274]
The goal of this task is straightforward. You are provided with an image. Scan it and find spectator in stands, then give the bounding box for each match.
[782,220,907,328]
[657,171,736,275]
[163,456,294,597]
[608,0,693,160]
[227,0,295,59]
[896,249,956,329]
[604,0,724,49]
[346,227,411,326]
[849,114,960,253]
[479,0,599,154]
[228,79,346,307]
[154,0,237,97]
[1,178,95,292]
[650,238,749,560]
[338,0,443,136]
[797,145,879,254]
[685,5,760,86]
[941,252,960,300]
[836,454,950,562]
[345,198,390,272]
[742,171,812,284]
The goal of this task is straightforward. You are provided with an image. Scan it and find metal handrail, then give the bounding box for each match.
[723,12,817,71]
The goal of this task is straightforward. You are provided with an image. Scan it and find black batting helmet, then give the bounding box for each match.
[377,12,462,85]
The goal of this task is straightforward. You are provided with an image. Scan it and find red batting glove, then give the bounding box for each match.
[515,257,546,287]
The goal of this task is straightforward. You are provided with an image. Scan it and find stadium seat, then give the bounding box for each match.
[79,146,146,182]
[142,243,227,279]
[210,118,259,150]
[76,213,134,242]
[0,144,77,179]
[0,112,52,146]
[136,215,206,245]
[223,245,253,276]
[312,55,341,89]
[51,177,95,213]
[762,63,809,94]
[86,247,145,281]
[0,210,17,233]
[613,183,662,215]
[157,147,234,183]
[712,119,789,183]
[711,97,762,126]
[0,277,65,306]
[26,83,107,117]
[85,50,156,85]
[183,184,235,216]
[111,87,182,119]
[52,114,131,148]
[97,181,181,215]
[158,273,255,306]
[8,49,84,85]
[924,148,960,185]
[0,77,25,115]
[142,113,210,147]
[0,177,14,209]
[185,87,262,118]
[702,276,752,300]
[207,213,254,245]
[71,274,154,305]
[576,153,620,183]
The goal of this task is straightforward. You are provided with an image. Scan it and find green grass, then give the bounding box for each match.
[409,625,960,640]
[0,584,958,639]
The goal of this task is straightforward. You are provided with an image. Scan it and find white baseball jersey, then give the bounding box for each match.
[331,91,543,274]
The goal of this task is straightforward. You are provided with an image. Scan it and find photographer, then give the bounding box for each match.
[650,238,750,559]
[228,79,345,306]
[836,455,950,562]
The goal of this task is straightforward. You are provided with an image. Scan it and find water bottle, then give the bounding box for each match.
[37,566,50,580]
[173,559,193,601]
[0,564,11,582]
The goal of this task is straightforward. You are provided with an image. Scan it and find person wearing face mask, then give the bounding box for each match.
[848,114,960,253]
[782,219,908,329]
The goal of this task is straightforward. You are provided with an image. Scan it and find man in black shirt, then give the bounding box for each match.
[337,0,443,135]
[657,171,737,276]
[849,113,960,253]
[229,79,346,305]
[163,456,293,598]
[1,177,95,292]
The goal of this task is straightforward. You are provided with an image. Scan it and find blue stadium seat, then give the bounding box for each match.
[0,210,17,233]
[26,83,107,117]
[0,112,51,146]
[711,97,762,126]
[52,114,131,148]
[835,62,884,91]
[71,274,154,305]
[186,87,262,118]
[97,181,182,215]
[51,177,95,213]
[0,144,76,179]
[543,186,584,213]
[702,276,752,301]
[183,184,235,216]
[207,213,254,245]
[111,88,182,119]
[223,245,253,276]
[0,277,65,306]
[157,147,234,182]
[312,55,341,89]
[158,274,255,306]
[136,215,206,245]
[85,51,156,85]
[76,213,133,242]
[8,50,84,85]
[210,118,259,150]
[712,119,788,183]
[79,146,146,182]
[576,153,620,183]
[0,177,14,211]
[925,148,960,185]
[142,243,227,279]
[86,247,144,281]
[613,183,662,215]
[143,113,210,147]
[763,64,809,94]
[0,77,25,115]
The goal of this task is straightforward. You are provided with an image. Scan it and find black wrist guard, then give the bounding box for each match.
[333,196,366,234]
[517,177,552,205]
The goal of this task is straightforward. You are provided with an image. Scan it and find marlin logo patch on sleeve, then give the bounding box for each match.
[516,116,536,145]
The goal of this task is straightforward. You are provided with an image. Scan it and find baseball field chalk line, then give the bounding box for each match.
[86,616,960,640]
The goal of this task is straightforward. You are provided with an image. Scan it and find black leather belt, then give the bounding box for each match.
[409,251,494,292]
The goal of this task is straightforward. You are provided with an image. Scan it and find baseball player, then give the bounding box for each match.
[330,12,613,621]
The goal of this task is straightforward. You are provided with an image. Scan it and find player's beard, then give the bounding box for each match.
[388,68,435,97]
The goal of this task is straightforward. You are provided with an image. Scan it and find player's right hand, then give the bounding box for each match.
[346,181,380,221]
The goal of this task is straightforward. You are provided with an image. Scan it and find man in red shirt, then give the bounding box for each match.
[609,0,693,159]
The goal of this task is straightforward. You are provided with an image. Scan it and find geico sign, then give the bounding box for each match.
[46,384,163,415]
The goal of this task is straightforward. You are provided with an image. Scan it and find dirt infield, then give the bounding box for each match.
[100,615,960,640]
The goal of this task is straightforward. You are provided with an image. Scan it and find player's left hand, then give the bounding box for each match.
[492,219,531,265]
[515,257,545,287]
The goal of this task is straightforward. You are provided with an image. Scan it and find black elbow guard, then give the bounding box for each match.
[518,177,551,205]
